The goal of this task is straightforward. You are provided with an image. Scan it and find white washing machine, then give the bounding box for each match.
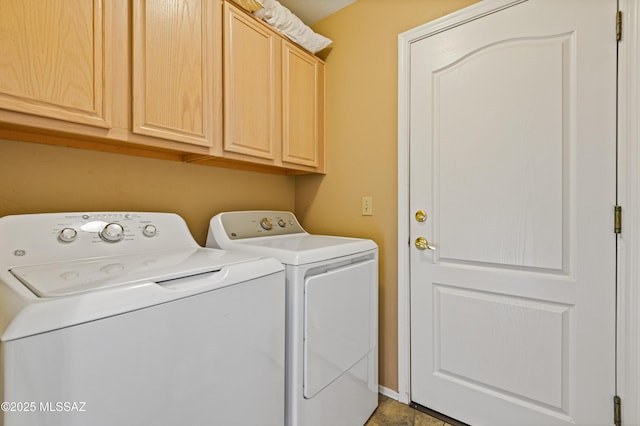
[0,212,285,426]
[207,210,378,426]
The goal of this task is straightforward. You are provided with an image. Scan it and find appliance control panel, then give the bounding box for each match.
[50,213,159,244]
[218,211,306,240]
[0,212,197,267]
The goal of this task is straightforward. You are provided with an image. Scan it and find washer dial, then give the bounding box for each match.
[58,227,78,243]
[142,224,157,237]
[100,223,125,243]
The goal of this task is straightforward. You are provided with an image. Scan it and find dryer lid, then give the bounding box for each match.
[10,247,258,297]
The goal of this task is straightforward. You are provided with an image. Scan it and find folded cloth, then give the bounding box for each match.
[254,0,332,54]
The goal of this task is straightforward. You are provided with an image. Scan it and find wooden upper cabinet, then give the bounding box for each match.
[223,2,279,160]
[0,0,111,128]
[0,0,324,173]
[132,0,222,147]
[222,2,325,173]
[282,41,324,169]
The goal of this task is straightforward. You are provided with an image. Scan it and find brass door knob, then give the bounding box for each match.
[415,237,436,251]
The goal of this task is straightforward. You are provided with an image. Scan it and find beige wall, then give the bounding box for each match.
[0,139,295,244]
[297,0,479,391]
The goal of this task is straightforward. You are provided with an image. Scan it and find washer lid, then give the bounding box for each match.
[230,234,377,265]
[10,247,259,297]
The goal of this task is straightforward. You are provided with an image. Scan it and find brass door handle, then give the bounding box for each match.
[415,237,436,251]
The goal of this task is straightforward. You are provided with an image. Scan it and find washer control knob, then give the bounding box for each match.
[277,219,286,228]
[100,223,125,243]
[260,218,273,230]
[142,224,157,237]
[58,227,78,243]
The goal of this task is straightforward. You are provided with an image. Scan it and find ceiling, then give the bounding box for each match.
[277,0,356,24]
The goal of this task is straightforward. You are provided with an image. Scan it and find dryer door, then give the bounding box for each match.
[303,258,377,398]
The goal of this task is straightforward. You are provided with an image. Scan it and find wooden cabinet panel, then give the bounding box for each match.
[282,41,324,168]
[0,0,111,128]
[221,2,325,173]
[223,3,279,160]
[132,0,221,147]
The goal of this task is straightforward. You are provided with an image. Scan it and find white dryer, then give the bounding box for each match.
[207,210,378,426]
[0,212,285,426]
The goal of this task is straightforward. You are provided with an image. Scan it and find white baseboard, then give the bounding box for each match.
[378,385,400,401]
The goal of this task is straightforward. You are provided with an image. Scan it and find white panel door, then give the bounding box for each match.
[409,1,617,425]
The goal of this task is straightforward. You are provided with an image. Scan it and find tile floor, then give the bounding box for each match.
[364,394,455,426]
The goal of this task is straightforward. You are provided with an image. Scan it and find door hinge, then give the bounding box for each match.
[615,205,622,234]
[614,395,622,426]
[617,10,622,42]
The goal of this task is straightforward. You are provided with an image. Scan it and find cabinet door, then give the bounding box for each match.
[132,0,221,147]
[282,41,324,169]
[223,2,279,160]
[0,0,111,128]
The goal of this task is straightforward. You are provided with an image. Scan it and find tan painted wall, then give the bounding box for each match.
[297,0,479,392]
[0,139,295,244]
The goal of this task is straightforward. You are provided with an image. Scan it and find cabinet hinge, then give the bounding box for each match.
[614,395,622,426]
[615,205,622,234]
[617,10,623,42]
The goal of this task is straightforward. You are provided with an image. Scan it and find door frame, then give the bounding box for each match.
[616,1,640,424]
[397,0,640,423]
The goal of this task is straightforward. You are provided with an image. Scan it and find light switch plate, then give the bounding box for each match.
[362,196,373,216]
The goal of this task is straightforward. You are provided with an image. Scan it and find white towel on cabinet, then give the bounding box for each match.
[254,0,332,54]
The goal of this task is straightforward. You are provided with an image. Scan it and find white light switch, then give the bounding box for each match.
[362,196,373,216]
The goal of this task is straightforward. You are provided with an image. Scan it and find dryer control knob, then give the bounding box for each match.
[277,219,286,228]
[58,227,78,243]
[260,218,273,230]
[100,223,125,243]
[142,224,157,237]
